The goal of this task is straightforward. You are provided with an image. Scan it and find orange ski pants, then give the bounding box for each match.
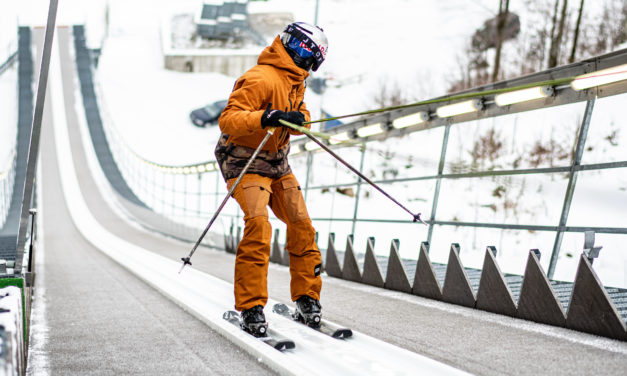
[227,173,322,311]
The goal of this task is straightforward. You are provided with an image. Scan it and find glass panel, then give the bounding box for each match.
[445,102,586,174]
[581,92,627,164]
[437,173,569,226]
[567,168,627,228]
[429,225,557,276]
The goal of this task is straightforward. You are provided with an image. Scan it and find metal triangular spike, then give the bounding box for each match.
[565,254,627,340]
[270,229,283,264]
[223,233,233,254]
[324,233,342,278]
[384,239,411,293]
[342,235,362,282]
[412,242,442,300]
[281,239,290,267]
[362,237,384,287]
[517,250,566,327]
[442,244,476,308]
[225,222,236,254]
[227,225,241,255]
[476,246,517,317]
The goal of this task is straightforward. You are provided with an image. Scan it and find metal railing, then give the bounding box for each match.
[95,47,627,281]
[0,151,17,230]
[95,80,240,232]
[0,59,18,231]
[0,52,17,77]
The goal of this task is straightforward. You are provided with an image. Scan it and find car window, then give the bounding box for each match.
[203,103,221,118]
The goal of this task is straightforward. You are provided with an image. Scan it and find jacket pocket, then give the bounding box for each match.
[241,181,272,219]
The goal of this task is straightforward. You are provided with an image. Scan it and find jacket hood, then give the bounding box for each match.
[257,36,309,83]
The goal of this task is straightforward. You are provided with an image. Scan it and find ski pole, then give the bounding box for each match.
[302,131,427,226]
[179,128,276,274]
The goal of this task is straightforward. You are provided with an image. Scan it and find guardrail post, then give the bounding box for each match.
[547,98,595,278]
[427,123,451,244]
[197,173,202,218]
[350,145,366,235]
[303,151,313,202]
[15,0,59,272]
[214,170,221,211]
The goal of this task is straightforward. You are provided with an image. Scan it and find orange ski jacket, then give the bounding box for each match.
[218,36,312,153]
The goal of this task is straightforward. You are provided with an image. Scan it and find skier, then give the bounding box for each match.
[215,22,328,337]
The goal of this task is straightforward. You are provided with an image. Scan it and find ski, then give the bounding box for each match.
[272,303,353,339]
[222,311,295,351]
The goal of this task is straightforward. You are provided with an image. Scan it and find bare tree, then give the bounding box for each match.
[548,0,569,67]
[492,0,511,82]
[371,78,406,109]
[547,0,560,66]
[569,0,585,63]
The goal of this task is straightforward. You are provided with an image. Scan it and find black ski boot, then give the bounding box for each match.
[294,296,322,328]
[241,305,268,337]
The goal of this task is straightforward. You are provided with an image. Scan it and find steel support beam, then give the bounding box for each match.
[15,0,59,272]
[547,98,596,278]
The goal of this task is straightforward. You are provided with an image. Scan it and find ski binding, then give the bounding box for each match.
[272,303,353,339]
[223,311,295,351]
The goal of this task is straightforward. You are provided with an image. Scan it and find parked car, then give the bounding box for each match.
[189,100,228,127]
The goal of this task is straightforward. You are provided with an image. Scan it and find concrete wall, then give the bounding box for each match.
[164,53,258,77]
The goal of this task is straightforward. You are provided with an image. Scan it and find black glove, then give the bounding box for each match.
[284,111,306,126]
[261,103,285,128]
[261,103,306,128]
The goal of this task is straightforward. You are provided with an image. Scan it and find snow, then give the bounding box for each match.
[4,0,626,288]
[50,53,470,373]
[83,0,627,288]
[0,64,18,174]
[0,5,19,174]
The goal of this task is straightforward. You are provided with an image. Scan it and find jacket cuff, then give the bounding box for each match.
[248,110,265,132]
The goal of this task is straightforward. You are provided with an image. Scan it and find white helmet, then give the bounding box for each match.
[280,22,328,71]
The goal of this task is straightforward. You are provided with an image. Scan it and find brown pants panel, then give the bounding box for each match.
[228,173,321,311]
[269,174,322,302]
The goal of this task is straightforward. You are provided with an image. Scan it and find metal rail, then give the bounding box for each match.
[15,0,59,272]
[85,47,627,279]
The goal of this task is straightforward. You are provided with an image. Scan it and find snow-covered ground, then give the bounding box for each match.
[4,0,626,288]
[96,0,499,165]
